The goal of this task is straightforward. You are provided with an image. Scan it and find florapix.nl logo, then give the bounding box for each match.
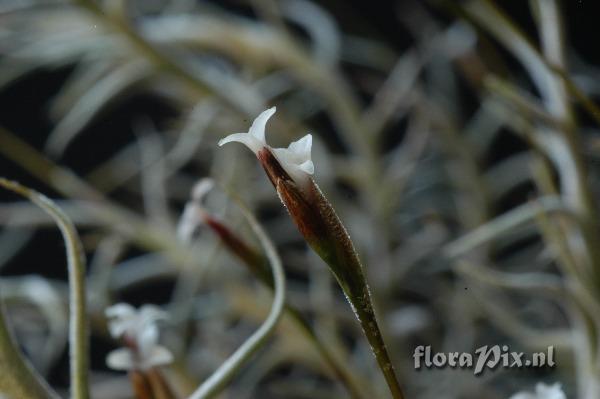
[413,345,556,376]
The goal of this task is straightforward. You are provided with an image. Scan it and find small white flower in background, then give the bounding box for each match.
[191,178,215,202]
[177,178,215,242]
[105,303,173,371]
[218,107,315,187]
[177,202,199,243]
[509,382,566,399]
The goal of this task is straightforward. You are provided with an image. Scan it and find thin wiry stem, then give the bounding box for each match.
[187,199,286,399]
[0,178,89,399]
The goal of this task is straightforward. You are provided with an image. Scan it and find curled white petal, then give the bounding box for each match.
[287,134,312,160]
[248,106,276,143]
[272,134,314,185]
[218,132,265,154]
[106,348,135,371]
[218,107,276,154]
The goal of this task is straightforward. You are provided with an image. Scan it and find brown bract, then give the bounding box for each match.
[203,214,270,282]
[257,147,363,293]
[257,148,327,251]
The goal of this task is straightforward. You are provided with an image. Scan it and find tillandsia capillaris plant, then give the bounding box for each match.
[219,107,405,399]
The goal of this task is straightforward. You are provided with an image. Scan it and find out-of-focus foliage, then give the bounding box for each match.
[1,0,600,398]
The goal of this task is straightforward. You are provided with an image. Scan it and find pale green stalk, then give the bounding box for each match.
[0,178,89,399]
[187,201,286,399]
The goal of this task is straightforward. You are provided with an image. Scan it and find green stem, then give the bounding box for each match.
[188,202,286,399]
[0,178,90,399]
[344,280,404,399]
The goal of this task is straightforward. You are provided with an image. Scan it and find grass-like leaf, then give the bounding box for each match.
[0,178,89,399]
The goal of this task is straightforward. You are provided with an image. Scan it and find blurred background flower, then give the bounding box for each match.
[105,303,172,371]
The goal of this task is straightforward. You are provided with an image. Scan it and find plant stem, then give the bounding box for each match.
[359,308,404,399]
[0,178,90,399]
[342,276,404,399]
[188,201,286,399]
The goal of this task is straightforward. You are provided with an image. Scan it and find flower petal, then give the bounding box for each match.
[141,345,174,369]
[191,178,214,202]
[298,159,314,175]
[106,303,137,338]
[106,348,135,371]
[177,202,201,242]
[271,135,314,187]
[105,303,135,319]
[218,132,265,154]
[287,134,312,160]
[248,106,276,142]
[138,324,160,358]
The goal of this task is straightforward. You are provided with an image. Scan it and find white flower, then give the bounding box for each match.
[218,107,314,186]
[177,202,201,242]
[105,303,173,371]
[177,178,214,242]
[509,382,566,399]
[271,134,314,184]
[191,178,215,202]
